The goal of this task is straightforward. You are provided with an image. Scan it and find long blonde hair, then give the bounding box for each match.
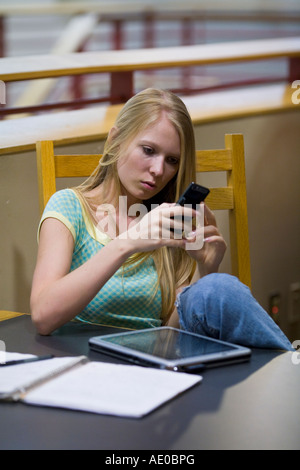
[76,88,197,322]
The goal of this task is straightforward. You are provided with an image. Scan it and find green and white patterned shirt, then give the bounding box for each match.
[38,189,162,329]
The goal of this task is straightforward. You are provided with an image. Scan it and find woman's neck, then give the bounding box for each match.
[84,184,141,238]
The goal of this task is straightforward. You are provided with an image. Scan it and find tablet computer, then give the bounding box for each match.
[89,327,251,372]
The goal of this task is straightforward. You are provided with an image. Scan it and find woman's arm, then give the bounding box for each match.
[164,284,189,329]
[185,204,227,277]
[31,203,192,335]
[165,311,180,328]
[30,218,134,335]
[166,204,227,331]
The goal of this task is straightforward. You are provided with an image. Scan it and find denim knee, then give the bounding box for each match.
[176,273,242,334]
[175,273,293,350]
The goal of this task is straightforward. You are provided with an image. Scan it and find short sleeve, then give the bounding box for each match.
[38,189,82,243]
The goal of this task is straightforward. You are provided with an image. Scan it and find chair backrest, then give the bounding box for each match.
[36,134,251,288]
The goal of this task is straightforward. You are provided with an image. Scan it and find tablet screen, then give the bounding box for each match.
[99,328,236,361]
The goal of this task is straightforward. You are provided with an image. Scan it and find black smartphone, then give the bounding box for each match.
[176,182,210,209]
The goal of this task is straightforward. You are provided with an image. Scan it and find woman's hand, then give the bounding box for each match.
[119,203,195,253]
[185,203,227,276]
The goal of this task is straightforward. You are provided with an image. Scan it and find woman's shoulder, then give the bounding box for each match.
[48,188,78,202]
[40,189,85,243]
[45,188,81,211]
[42,189,84,229]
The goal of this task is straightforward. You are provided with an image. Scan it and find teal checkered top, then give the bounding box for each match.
[38,189,162,329]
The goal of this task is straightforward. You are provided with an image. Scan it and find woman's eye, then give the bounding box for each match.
[142,146,154,155]
[167,156,179,165]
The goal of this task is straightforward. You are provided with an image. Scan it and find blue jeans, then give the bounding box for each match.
[175,273,293,351]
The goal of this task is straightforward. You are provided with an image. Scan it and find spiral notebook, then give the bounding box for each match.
[0,353,202,418]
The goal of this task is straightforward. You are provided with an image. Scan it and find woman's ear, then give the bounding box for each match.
[107,126,119,143]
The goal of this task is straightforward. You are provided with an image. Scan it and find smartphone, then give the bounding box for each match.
[176,182,210,209]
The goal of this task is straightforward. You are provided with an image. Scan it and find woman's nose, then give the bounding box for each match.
[150,156,164,176]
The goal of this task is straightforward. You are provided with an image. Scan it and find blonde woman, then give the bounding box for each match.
[31,88,292,350]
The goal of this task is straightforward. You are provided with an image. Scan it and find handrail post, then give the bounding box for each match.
[110,71,134,103]
[289,57,300,83]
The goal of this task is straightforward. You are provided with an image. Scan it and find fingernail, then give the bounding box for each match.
[187,231,196,239]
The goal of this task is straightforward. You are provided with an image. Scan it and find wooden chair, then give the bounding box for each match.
[36,134,251,288]
[196,134,251,288]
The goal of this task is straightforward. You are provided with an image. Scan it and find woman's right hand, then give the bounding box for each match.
[119,203,196,253]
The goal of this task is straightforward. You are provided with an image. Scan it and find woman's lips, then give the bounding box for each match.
[141,181,156,190]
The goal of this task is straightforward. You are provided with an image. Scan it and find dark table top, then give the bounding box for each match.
[1,315,299,450]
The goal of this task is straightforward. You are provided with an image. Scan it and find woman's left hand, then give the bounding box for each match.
[185,204,227,276]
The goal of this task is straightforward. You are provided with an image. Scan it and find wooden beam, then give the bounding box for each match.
[1,37,299,82]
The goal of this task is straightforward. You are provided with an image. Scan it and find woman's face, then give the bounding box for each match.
[117,113,181,207]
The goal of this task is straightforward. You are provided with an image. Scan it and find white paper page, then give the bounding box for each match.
[0,356,86,399]
[23,361,202,418]
[0,352,36,363]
